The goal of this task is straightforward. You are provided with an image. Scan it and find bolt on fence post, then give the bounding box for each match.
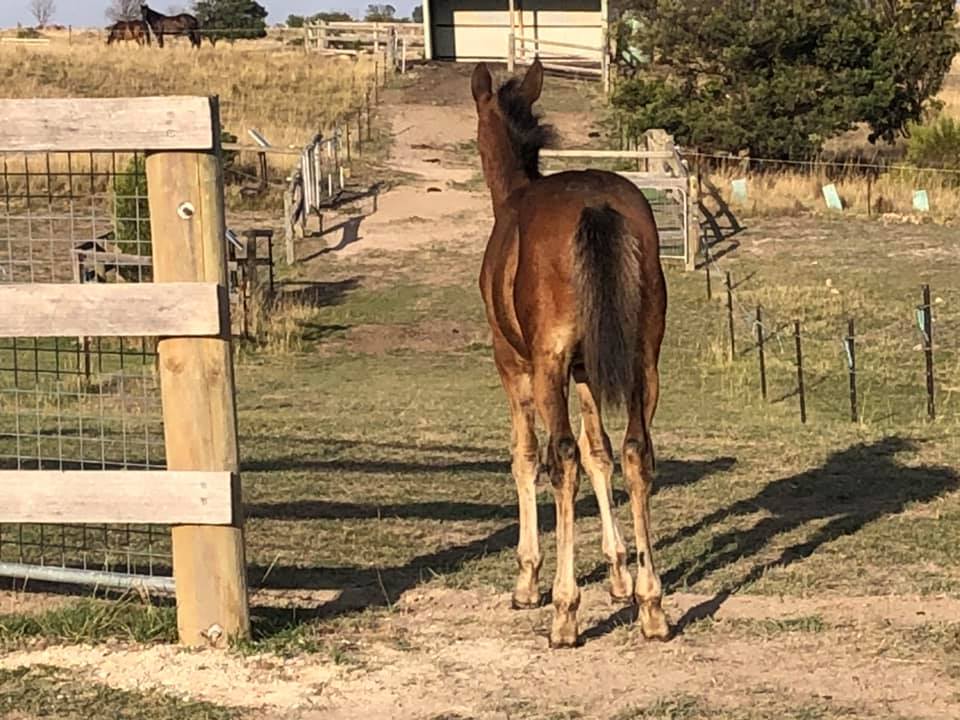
[794,320,806,424]
[756,305,767,400]
[845,318,857,423]
[725,272,735,361]
[920,284,935,420]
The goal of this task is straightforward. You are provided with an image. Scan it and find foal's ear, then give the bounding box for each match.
[519,59,544,105]
[471,62,493,103]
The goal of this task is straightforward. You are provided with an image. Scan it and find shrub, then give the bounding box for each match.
[906,116,960,170]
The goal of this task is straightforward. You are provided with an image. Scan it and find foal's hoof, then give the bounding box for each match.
[637,597,672,641]
[511,594,542,610]
[548,617,581,649]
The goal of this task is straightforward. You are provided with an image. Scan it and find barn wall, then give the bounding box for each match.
[427,0,603,61]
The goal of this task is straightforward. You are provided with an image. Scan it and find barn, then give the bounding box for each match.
[421,0,609,62]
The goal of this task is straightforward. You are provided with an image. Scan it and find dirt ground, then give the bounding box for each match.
[2,63,959,720]
[1,586,958,718]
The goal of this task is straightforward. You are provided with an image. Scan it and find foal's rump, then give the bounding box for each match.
[533,170,657,408]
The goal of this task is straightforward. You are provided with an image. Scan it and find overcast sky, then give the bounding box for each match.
[0,1,420,28]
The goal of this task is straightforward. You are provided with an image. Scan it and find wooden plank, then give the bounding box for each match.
[221,143,302,156]
[517,36,603,53]
[147,96,250,647]
[72,250,153,267]
[0,471,234,525]
[542,149,676,160]
[0,283,224,338]
[0,96,216,152]
[0,37,50,45]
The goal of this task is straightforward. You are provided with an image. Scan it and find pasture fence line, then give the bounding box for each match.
[676,149,960,220]
[212,55,386,275]
[304,20,423,73]
[695,236,955,427]
[0,95,250,647]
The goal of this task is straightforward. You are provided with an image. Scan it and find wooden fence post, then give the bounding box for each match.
[283,188,295,265]
[507,33,516,73]
[145,97,250,647]
[386,28,397,72]
[601,27,610,95]
[244,233,261,338]
[686,158,700,272]
[319,20,328,50]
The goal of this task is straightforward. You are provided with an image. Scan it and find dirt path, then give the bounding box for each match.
[297,64,602,261]
[2,586,957,719]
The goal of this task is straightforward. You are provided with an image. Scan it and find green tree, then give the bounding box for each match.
[412,5,422,23]
[286,14,304,27]
[364,4,396,22]
[310,11,352,22]
[193,0,268,44]
[612,0,957,159]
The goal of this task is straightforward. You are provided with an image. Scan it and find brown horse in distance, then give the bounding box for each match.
[140,3,202,48]
[473,60,670,648]
[106,20,147,45]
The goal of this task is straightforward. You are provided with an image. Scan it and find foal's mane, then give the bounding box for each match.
[495,77,555,179]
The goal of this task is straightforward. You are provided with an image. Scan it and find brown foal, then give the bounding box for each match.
[473,60,670,647]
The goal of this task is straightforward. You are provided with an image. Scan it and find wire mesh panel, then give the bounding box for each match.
[0,150,172,588]
[642,187,687,260]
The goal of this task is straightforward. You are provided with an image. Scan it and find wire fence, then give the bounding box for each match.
[695,235,959,427]
[0,150,172,589]
[680,150,960,219]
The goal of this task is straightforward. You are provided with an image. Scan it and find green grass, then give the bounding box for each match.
[0,598,176,648]
[231,213,959,615]
[0,665,238,720]
[612,693,912,720]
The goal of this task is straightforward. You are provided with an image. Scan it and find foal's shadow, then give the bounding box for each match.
[583,436,958,641]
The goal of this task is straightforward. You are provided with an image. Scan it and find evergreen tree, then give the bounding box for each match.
[612,0,957,159]
[194,0,268,44]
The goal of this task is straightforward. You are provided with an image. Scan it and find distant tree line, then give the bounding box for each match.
[286,4,423,26]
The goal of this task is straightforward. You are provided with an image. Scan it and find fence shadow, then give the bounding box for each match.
[299,216,367,262]
[246,456,737,633]
[245,457,736,521]
[279,276,361,308]
[669,436,956,600]
[588,436,957,640]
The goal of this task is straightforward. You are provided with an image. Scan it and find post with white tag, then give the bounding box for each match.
[919,284,935,420]
[844,318,857,423]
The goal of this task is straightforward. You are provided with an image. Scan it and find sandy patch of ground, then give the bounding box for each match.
[2,586,957,719]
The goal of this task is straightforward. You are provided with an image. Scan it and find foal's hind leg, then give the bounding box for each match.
[494,351,542,608]
[575,380,632,601]
[533,354,580,647]
[622,363,671,640]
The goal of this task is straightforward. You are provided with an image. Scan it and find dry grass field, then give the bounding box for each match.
[0,39,958,720]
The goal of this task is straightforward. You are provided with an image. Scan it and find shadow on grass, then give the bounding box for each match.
[245,458,734,520]
[245,456,736,632]
[588,436,957,641]
[250,436,957,645]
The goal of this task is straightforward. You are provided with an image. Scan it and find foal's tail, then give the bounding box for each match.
[574,204,641,409]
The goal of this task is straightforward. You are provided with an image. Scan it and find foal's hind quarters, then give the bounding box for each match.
[472,60,671,648]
